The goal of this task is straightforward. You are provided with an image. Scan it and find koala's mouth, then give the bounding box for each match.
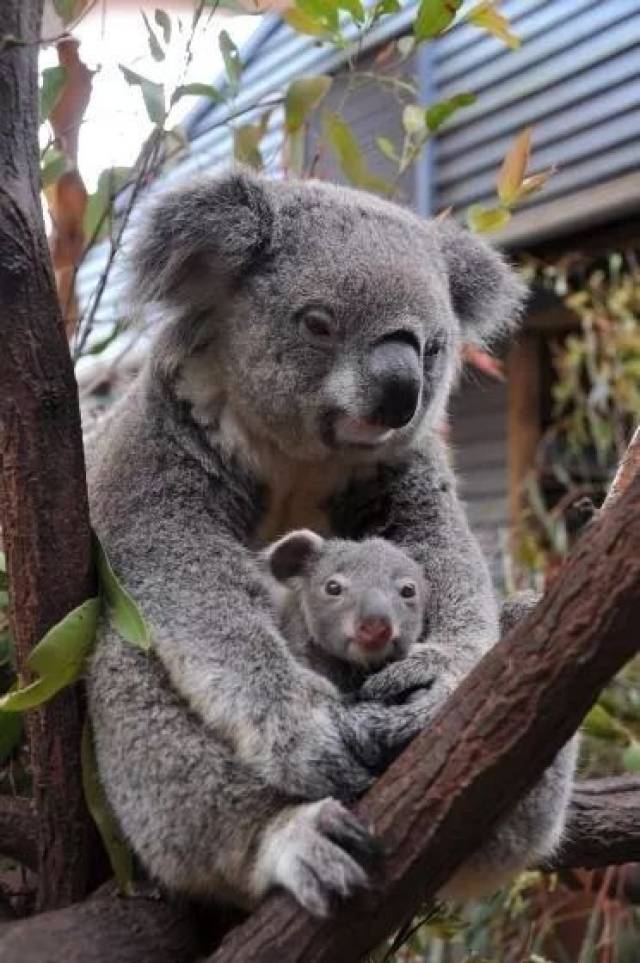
[332,415,395,448]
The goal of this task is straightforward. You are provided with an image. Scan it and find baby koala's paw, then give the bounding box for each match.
[358,653,436,706]
[253,799,382,917]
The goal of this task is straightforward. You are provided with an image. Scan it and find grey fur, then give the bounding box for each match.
[86,171,574,915]
[262,530,426,689]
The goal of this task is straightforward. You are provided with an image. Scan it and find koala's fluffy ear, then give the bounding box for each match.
[436,217,528,344]
[129,170,275,308]
[264,530,325,584]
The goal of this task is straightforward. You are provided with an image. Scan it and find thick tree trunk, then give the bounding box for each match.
[0,0,95,908]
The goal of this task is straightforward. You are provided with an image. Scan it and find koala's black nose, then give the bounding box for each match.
[368,337,421,429]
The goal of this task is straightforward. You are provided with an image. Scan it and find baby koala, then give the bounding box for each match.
[263,529,427,692]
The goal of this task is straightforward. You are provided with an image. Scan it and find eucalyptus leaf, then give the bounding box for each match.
[83,167,131,243]
[82,722,134,894]
[623,742,640,773]
[172,83,225,106]
[94,534,151,650]
[338,0,365,22]
[40,147,70,187]
[376,136,399,162]
[467,204,511,234]
[283,9,328,37]
[39,65,67,123]
[219,30,242,94]
[119,66,165,126]
[322,111,393,196]
[426,92,476,132]
[53,0,86,24]
[414,0,462,41]
[154,9,172,44]
[581,703,629,743]
[285,76,332,133]
[141,10,165,62]
[0,598,99,713]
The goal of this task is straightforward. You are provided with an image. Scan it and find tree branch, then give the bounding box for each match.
[207,434,640,962]
[0,0,96,909]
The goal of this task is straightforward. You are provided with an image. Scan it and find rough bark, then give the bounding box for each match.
[0,796,38,870]
[0,0,95,908]
[208,463,640,963]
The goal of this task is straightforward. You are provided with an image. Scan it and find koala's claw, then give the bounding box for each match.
[255,799,376,918]
[319,800,384,869]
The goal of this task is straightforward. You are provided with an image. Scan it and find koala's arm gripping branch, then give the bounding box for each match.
[208,429,640,963]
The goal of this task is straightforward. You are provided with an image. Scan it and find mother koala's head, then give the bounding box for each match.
[130,171,527,461]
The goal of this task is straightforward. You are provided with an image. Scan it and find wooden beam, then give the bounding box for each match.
[506,332,541,533]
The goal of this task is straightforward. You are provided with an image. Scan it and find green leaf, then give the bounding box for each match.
[0,591,8,608]
[94,533,151,650]
[39,65,67,123]
[233,123,265,171]
[141,10,165,62]
[322,111,393,196]
[338,0,365,22]
[467,204,511,233]
[373,0,401,19]
[154,9,171,44]
[40,146,70,188]
[283,8,329,37]
[172,82,225,107]
[426,92,476,132]
[467,0,520,49]
[0,710,22,764]
[623,742,640,773]
[0,551,5,573]
[83,167,131,243]
[297,0,339,31]
[0,598,99,712]
[82,722,134,895]
[414,0,462,41]
[376,136,399,162]
[119,66,165,126]
[581,703,629,743]
[219,30,242,95]
[285,76,332,133]
[53,0,84,24]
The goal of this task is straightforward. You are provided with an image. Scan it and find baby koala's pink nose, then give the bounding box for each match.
[355,617,393,651]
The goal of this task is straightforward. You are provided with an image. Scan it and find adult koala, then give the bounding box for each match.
[86,172,576,916]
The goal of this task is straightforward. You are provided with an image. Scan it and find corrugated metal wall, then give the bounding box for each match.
[433,0,640,215]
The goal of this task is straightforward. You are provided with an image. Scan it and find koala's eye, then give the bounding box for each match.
[399,582,417,599]
[299,308,337,344]
[325,579,343,596]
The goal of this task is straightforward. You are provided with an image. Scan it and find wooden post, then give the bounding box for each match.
[507,331,541,532]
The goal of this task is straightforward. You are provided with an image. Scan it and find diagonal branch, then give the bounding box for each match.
[208,429,640,963]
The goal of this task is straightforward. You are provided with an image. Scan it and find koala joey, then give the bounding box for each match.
[86,170,576,917]
[262,529,427,692]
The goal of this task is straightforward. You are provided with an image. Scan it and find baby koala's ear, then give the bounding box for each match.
[264,530,325,583]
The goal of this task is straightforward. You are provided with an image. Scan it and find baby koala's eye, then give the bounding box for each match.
[297,306,338,345]
[325,579,343,596]
[399,581,416,599]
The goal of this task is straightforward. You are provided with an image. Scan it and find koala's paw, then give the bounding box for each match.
[253,799,382,917]
[358,656,437,705]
